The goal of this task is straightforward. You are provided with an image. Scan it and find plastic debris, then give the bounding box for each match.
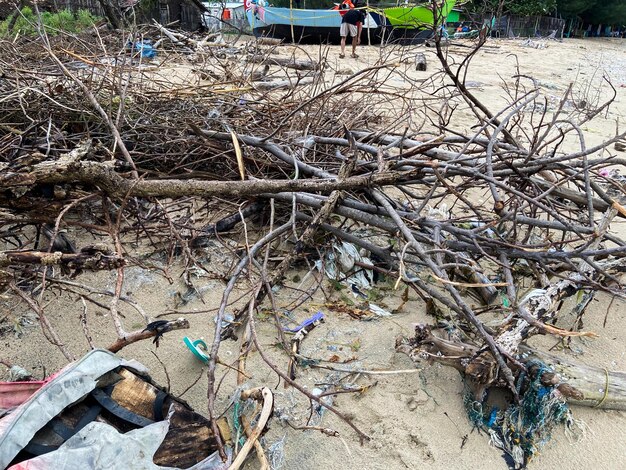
[0,349,229,470]
[213,312,235,327]
[184,337,210,363]
[287,312,326,379]
[8,366,32,382]
[0,380,45,412]
[520,38,547,49]
[350,283,368,299]
[426,203,450,220]
[7,417,231,470]
[267,435,286,470]
[317,241,374,291]
[133,40,157,59]
[464,360,577,469]
[282,311,325,333]
[368,303,392,317]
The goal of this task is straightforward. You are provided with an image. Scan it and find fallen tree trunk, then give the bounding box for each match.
[396,324,626,410]
[0,246,124,271]
[531,177,626,217]
[248,54,320,71]
[519,345,626,410]
[1,160,422,199]
[253,77,316,90]
[255,37,283,46]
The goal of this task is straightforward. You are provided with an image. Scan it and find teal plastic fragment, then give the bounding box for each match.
[183,337,209,363]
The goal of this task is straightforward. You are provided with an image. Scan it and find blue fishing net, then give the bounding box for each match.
[464,360,574,469]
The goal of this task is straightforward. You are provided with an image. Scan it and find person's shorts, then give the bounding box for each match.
[340,23,358,37]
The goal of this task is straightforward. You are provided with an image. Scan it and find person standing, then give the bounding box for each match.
[339,3,365,59]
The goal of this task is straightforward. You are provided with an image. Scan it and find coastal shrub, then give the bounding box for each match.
[0,7,99,37]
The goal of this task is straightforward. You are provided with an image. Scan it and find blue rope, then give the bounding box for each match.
[463,360,573,468]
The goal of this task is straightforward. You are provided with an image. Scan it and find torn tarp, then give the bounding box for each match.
[0,349,141,469]
[9,414,231,470]
[0,349,230,470]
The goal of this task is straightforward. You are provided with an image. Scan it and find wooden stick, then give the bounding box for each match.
[253,77,316,91]
[248,54,320,71]
[1,247,124,270]
[397,325,626,410]
[107,318,190,353]
[241,414,270,470]
[228,387,273,470]
[5,160,422,199]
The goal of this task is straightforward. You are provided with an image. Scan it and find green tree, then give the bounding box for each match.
[468,0,557,17]
[470,0,626,24]
[507,0,557,16]
[556,0,597,17]
[580,0,626,24]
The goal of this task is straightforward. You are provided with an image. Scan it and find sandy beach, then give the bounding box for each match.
[1,35,625,470]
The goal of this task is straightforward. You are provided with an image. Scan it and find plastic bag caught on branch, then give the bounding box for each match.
[316,241,374,291]
[316,241,393,317]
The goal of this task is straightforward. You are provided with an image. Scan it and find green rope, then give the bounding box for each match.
[232,401,247,448]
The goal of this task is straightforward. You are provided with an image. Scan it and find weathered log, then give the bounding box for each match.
[253,76,316,90]
[519,345,626,410]
[531,177,614,214]
[2,160,421,199]
[248,54,320,71]
[456,253,498,304]
[415,52,427,71]
[396,325,626,410]
[153,407,221,468]
[0,245,124,271]
[255,37,283,46]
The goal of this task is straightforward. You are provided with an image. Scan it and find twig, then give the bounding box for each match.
[107,318,190,353]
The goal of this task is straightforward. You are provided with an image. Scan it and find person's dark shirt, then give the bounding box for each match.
[342,9,365,25]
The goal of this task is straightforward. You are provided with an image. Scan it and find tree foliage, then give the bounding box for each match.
[507,0,557,16]
[468,0,557,17]
[470,0,626,24]
[0,7,99,37]
[556,0,597,17]
[579,0,626,24]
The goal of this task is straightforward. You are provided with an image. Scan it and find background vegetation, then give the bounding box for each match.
[469,0,626,24]
[0,6,100,37]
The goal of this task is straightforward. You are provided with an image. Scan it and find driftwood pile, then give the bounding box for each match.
[1,21,625,468]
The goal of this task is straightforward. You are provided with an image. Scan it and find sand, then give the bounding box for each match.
[1,37,626,470]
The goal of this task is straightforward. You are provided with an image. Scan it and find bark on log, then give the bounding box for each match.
[153,407,220,468]
[96,0,123,29]
[531,177,613,213]
[253,77,316,90]
[2,160,422,199]
[248,54,320,70]
[0,246,124,271]
[396,325,626,410]
[255,37,283,46]
[519,345,626,410]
